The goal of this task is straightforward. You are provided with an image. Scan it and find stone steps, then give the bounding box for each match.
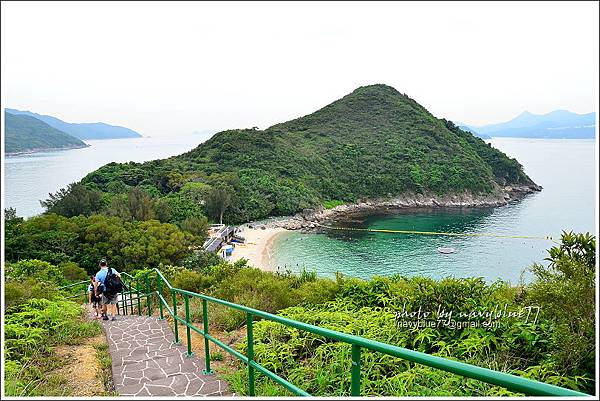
[100,315,231,396]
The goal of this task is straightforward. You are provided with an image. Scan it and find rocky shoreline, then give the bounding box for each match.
[253,184,542,232]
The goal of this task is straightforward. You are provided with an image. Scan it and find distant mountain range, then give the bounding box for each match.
[5,108,142,140]
[5,112,89,155]
[457,110,596,139]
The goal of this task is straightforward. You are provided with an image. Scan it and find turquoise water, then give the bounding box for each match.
[271,139,597,283]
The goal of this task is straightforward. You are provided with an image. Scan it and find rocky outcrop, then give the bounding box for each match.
[266,185,542,232]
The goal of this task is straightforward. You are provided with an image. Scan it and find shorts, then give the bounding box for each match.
[102,293,119,305]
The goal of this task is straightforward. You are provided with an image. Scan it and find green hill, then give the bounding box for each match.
[81,84,537,223]
[5,112,88,154]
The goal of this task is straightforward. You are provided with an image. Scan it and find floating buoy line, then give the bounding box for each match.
[315,223,556,242]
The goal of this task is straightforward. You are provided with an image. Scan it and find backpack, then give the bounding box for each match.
[104,268,123,295]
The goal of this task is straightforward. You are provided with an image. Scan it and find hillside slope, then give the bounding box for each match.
[5,112,89,154]
[5,108,142,139]
[81,84,539,223]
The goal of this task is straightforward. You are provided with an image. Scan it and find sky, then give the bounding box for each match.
[2,1,598,137]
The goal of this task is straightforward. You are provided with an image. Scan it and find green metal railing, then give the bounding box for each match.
[59,280,89,301]
[113,269,587,397]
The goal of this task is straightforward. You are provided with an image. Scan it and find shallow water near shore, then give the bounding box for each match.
[270,138,596,283]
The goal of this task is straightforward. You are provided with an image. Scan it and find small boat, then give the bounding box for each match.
[437,247,456,254]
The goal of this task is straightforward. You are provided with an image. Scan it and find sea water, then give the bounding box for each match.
[270,139,597,283]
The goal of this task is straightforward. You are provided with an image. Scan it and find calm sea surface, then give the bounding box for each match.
[270,139,597,283]
[4,135,205,217]
[4,137,597,283]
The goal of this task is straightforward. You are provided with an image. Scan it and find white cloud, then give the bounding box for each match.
[2,1,598,136]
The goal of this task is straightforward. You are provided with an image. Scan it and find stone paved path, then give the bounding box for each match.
[100,315,231,396]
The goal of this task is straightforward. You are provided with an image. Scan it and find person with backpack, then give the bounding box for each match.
[95,258,123,321]
[88,275,102,319]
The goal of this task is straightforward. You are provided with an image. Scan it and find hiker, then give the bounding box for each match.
[95,258,123,321]
[88,275,102,319]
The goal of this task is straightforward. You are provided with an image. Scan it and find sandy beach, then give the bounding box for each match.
[229,226,288,271]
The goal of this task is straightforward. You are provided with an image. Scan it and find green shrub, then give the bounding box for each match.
[3,297,102,396]
[526,231,596,385]
[172,269,212,293]
[292,279,339,306]
[211,303,246,331]
[4,279,60,310]
[59,261,88,281]
[323,200,344,209]
[5,259,67,286]
[182,251,223,273]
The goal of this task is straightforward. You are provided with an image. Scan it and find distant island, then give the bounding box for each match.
[46,84,540,226]
[458,110,596,139]
[5,108,142,140]
[5,112,89,155]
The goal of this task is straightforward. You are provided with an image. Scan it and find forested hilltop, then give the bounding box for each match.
[49,85,538,224]
[5,112,89,155]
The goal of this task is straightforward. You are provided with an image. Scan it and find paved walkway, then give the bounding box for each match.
[100,315,230,397]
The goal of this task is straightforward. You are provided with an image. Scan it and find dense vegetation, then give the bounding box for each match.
[192,232,594,396]
[226,234,595,396]
[45,85,535,224]
[3,224,595,396]
[139,232,592,396]
[4,209,203,274]
[4,259,105,396]
[5,112,88,154]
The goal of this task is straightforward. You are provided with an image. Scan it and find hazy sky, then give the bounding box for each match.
[2,1,598,137]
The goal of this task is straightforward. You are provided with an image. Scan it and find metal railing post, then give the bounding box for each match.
[184,294,194,357]
[247,313,255,396]
[351,344,361,396]
[145,273,151,316]
[128,287,133,314]
[172,290,180,344]
[136,280,141,316]
[121,288,127,315]
[202,299,213,374]
[157,274,164,320]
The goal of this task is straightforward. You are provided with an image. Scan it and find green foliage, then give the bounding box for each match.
[4,279,60,310]
[59,261,88,281]
[4,213,201,273]
[526,231,596,379]
[3,299,102,396]
[205,185,233,224]
[179,215,210,242]
[41,183,103,217]
[220,234,595,396]
[127,186,156,221]
[172,269,212,292]
[181,251,223,273]
[5,259,68,286]
[323,200,345,209]
[68,85,534,223]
